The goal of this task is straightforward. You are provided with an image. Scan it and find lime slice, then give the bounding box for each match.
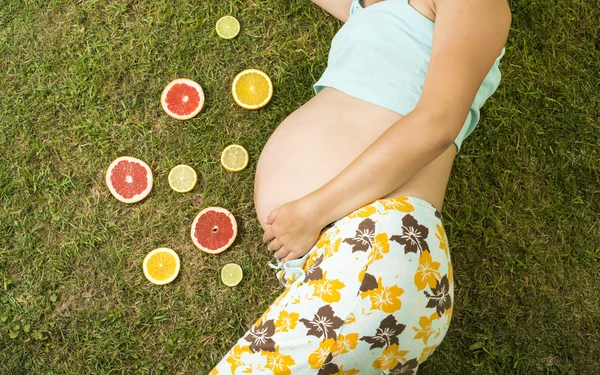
[216,16,240,39]
[221,263,243,287]
[168,165,198,193]
[221,144,249,172]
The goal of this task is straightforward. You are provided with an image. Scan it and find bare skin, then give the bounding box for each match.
[258,0,511,263]
[255,0,451,228]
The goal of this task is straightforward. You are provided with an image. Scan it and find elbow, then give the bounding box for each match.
[411,107,460,149]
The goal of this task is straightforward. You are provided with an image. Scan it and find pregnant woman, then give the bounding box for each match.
[212,0,510,373]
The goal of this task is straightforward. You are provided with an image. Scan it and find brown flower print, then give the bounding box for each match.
[244,319,276,353]
[424,275,452,317]
[358,272,379,295]
[359,314,406,349]
[306,254,324,282]
[389,215,430,254]
[300,305,345,340]
[317,353,338,375]
[343,218,376,253]
[389,358,419,375]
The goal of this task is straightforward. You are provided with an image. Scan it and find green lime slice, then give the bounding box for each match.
[216,16,240,39]
[221,263,243,287]
[168,165,197,193]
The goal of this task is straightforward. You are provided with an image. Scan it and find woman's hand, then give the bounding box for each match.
[262,196,325,264]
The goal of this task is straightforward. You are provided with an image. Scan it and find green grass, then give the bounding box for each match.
[1,0,598,373]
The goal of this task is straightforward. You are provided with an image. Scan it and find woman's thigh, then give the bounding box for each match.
[210,196,453,375]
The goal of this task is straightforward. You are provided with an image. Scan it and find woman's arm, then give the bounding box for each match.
[306,0,512,228]
[311,0,354,22]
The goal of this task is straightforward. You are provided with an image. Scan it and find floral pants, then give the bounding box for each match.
[210,196,454,375]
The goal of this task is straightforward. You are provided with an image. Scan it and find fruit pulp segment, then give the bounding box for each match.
[194,211,234,251]
[147,252,178,281]
[166,83,201,116]
[235,74,270,106]
[110,160,148,199]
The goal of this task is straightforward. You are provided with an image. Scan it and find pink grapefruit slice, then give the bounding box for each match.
[161,78,205,120]
[105,156,153,203]
[190,207,238,254]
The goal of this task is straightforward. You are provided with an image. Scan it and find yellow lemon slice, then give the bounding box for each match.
[221,263,243,287]
[231,69,273,110]
[216,15,240,39]
[143,248,180,285]
[220,144,249,172]
[168,164,198,193]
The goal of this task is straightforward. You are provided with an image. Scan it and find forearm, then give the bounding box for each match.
[306,109,453,227]
[310,0,353,22]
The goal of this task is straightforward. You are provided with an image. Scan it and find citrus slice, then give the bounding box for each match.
[106,156,153,203]
[161,78,205,120]
[221,263,243,287]
[168,164,198,193]
[142,248,181,285]
[190,207,238,254]
[216,15,240,39]
[220,144,249,172]
[231,69,273,110]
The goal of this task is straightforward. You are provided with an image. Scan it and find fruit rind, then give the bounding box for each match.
[190,207,238,254]
[105,156,153,204]
[168,164,198,193]
[220,144,249,172]
[142,247,181,285]
[221,263,243,287]
[161,78,205,120]
[231,69,273,110]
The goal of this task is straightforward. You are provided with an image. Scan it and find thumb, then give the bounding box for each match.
[266,208,279,225]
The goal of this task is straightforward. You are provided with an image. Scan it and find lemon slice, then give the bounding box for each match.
[221,144,249,172]
[143,248,180,285]
[231,69,273,110]
[168,164,198,193]
[216,16,240,39]
[221,263,243,287]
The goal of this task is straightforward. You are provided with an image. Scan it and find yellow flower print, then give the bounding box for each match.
[324,237,342,258]
[447,261,453,285]
[419,344,438,362]
[332,333,359,356]
[369,277,404,313]
[208,368,219,375]
[275,311,299,333]
[226,345,252,372]
[308,338,335,369]
[335,366,360,375]
[345,313,356,325]
[348,204,377,219]
[262,345,296,375]
[412,312,441,345]
[367,232,390,263]
[379,196,414,213]
[372,344,409,370]
[316,226,340,249]
[310,271,346,303]
[414,250,441,291]
[435,224,449,257]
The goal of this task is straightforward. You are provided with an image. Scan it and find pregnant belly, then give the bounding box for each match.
[253,87,455,229]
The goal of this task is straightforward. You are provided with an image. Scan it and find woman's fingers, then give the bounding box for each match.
[263,226,275,242]
[273,246,290,260]
[267,238,283,252]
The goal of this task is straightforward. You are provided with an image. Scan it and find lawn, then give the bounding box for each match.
[1,0,598,374]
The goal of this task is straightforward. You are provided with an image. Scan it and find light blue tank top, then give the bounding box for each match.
[314,0,505,154]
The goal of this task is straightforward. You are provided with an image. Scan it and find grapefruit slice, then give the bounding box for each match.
[216,16,240,39]
[105,156,153,203]
[220,144,249,172]
[190,207,238,254]
[143,248,180,285]
[231,69,273,110]
[161,78,205,120]
[221,263,243,287]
